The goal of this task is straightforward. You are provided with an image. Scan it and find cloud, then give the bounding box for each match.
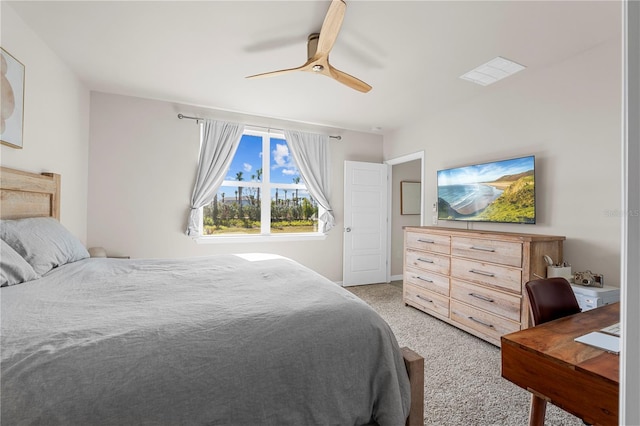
[272,143,290,167]
[243,163,252,172]
[271,143,300,179]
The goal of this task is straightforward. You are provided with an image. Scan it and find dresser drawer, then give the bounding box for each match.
[404,284,450,319]
[405,266,449,296]
[452,236,522,267]
[451,258,522,294]
[450,279,521,322]
[406,231,451,255]
[406,249,450,275]
[450,300,520,343]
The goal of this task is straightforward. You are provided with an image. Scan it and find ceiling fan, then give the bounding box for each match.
[246,0,372,93]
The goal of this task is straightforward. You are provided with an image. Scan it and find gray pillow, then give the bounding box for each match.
[0,217,90,276]
[1,239,40,286]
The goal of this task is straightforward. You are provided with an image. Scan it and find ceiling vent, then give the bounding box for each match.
[460,56,526,86]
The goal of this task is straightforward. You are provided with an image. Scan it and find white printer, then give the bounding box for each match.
[570,283,620,311]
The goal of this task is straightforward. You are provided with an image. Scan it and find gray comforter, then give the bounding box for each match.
[1,254,410,425]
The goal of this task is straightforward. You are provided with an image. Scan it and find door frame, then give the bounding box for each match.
[384,151,425,283]
[621,2,639,422]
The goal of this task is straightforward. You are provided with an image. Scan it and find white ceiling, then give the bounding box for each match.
[7,0,621,134]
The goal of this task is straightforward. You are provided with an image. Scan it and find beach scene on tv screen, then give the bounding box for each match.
[437,156,535,224]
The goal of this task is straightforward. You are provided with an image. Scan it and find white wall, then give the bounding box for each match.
[0,3,89,242]
[87,92,383,281]
[384,38,623,286]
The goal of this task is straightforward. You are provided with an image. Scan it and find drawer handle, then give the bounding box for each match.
[469,269,495,277]
[470,245,496,252]
[468,316,494,328]
[416,276,434,283]
[416,294,434,303]
[469,292,494,303]
[417,257,434,264]
[418,239,435,244]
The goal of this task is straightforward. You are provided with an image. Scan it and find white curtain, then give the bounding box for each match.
[284,130,335,233]
[186,119,245,236]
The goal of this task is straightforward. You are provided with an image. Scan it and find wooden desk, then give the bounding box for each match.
[501,303,620,426]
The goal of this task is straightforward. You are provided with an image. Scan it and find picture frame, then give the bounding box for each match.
[1,47,25,149]
[400,181,421,215]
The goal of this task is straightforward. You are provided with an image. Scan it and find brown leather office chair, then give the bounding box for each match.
[524,277,582,426]
[525,277,582,326]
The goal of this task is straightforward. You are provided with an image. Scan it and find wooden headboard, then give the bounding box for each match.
[0,167,61,220]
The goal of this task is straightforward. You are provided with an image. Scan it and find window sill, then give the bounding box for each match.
[194,233,327,244]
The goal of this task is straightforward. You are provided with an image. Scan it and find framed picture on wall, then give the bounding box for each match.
[401,181,421,215]
[1,47,25,149]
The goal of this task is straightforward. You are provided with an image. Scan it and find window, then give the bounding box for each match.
[201,129,322,236]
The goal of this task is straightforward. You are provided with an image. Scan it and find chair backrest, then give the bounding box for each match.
[525,277,581,326]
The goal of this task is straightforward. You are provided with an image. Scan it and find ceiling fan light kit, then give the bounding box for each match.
[246,0,372,93]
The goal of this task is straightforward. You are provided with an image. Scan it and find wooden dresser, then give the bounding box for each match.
[403,226,565,346]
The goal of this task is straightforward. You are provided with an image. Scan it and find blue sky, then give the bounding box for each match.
[224,135,300,184]
[437,155,534,186]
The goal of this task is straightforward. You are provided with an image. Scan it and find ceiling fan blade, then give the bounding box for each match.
[315,0,346,57]
[328,65,372,93]
[246,65,306,79]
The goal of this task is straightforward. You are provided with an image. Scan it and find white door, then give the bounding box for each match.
[343,161,388,286]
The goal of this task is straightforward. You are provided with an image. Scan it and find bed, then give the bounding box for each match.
[0,166,424,426]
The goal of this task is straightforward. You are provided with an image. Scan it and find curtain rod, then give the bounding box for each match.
[177,114,342,140]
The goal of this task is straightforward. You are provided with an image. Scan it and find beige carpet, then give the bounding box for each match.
[346,282,584,426]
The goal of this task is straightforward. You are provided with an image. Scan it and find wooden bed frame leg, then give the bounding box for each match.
[401,347,424,426]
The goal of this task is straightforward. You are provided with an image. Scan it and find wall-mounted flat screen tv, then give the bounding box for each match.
[437,155,535,224]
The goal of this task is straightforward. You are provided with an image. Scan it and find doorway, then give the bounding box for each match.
[385,152,424,283]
